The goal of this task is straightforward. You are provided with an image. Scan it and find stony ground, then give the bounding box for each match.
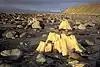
[0,13,100,67]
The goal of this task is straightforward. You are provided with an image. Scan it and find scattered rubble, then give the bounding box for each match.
[0,13,100,67]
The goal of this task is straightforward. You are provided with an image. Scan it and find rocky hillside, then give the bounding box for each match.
[62,3,100,15]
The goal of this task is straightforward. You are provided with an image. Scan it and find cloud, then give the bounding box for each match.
[1,0,100,5]
[0,0,100,12]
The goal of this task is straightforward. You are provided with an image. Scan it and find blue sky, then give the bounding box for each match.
[0,0,100,12]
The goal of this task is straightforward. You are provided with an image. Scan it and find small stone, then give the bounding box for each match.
[17,25,23,28]
[68,60,79,65]
[78,24,86,30]
[3,22,6,24]
[85,23,95,27]
[36,54,46,64]
[49,28,55,31]
[74,63,85,67]
[68,51,84,61]
[46,58,53,64]
[85,40,94,46]
[5,31,16,39]
[75,20,81,25]
[27,35,32,38]
[20,42,24,45]
[11,37,15,39]
[0,64,12,67]
[15,35,19,38]
[20,32,27,38]
[1,49,22,60]
[42,34,47,38]
[73,26,78,29]
[33,29,37,32]
[32,21,41,29]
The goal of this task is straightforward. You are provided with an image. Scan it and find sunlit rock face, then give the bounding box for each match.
[62,3,100,15]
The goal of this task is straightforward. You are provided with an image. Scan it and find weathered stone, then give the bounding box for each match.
[68,60,79,65]
[1,49,22,60]
[32,29,37,32]
[85,40,95,46]
[49,27,55,30]
[42,34,48,38]
[32,21,41,29]
[73,26,78,29]
[46,58,53,64]
[74,63,85,67]
[85,23,95,27]
[0,64,12,67]
[17,25,23,28]
[5,31,16,39]
[78,24,86,30]
[36,54,46,64]
[68,51,85,61]
[68,60,86,67]
[75,20,81,25]
[20,32,27,38]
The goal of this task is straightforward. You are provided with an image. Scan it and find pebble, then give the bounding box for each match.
[20,32,27,38]
[42,34,47,38]
[73,25,78,29]
[36,54,46,64]
[0,64,12,67]
[17,25,23,28]
[32,21,41,29]
[75,20,81,25]
[78,24,86,30]
[5,31,16,39]
[85,40,95,46]
[46,58,53,64]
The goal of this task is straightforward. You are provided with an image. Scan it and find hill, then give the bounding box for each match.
[62,3,100,15]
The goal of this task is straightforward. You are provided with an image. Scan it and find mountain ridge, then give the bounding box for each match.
[62,3,100,15]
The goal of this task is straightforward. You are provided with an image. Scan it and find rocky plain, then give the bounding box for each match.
[0,13,100,67]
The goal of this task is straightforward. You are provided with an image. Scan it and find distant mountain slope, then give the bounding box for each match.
[62,3,100,15]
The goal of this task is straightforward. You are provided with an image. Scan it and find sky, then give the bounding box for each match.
[0,0,100,12]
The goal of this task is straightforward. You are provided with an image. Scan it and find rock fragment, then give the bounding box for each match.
[36,54,46,64]
[5,31,16,39]
[1,49,22,60]
[78,24,86,30]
